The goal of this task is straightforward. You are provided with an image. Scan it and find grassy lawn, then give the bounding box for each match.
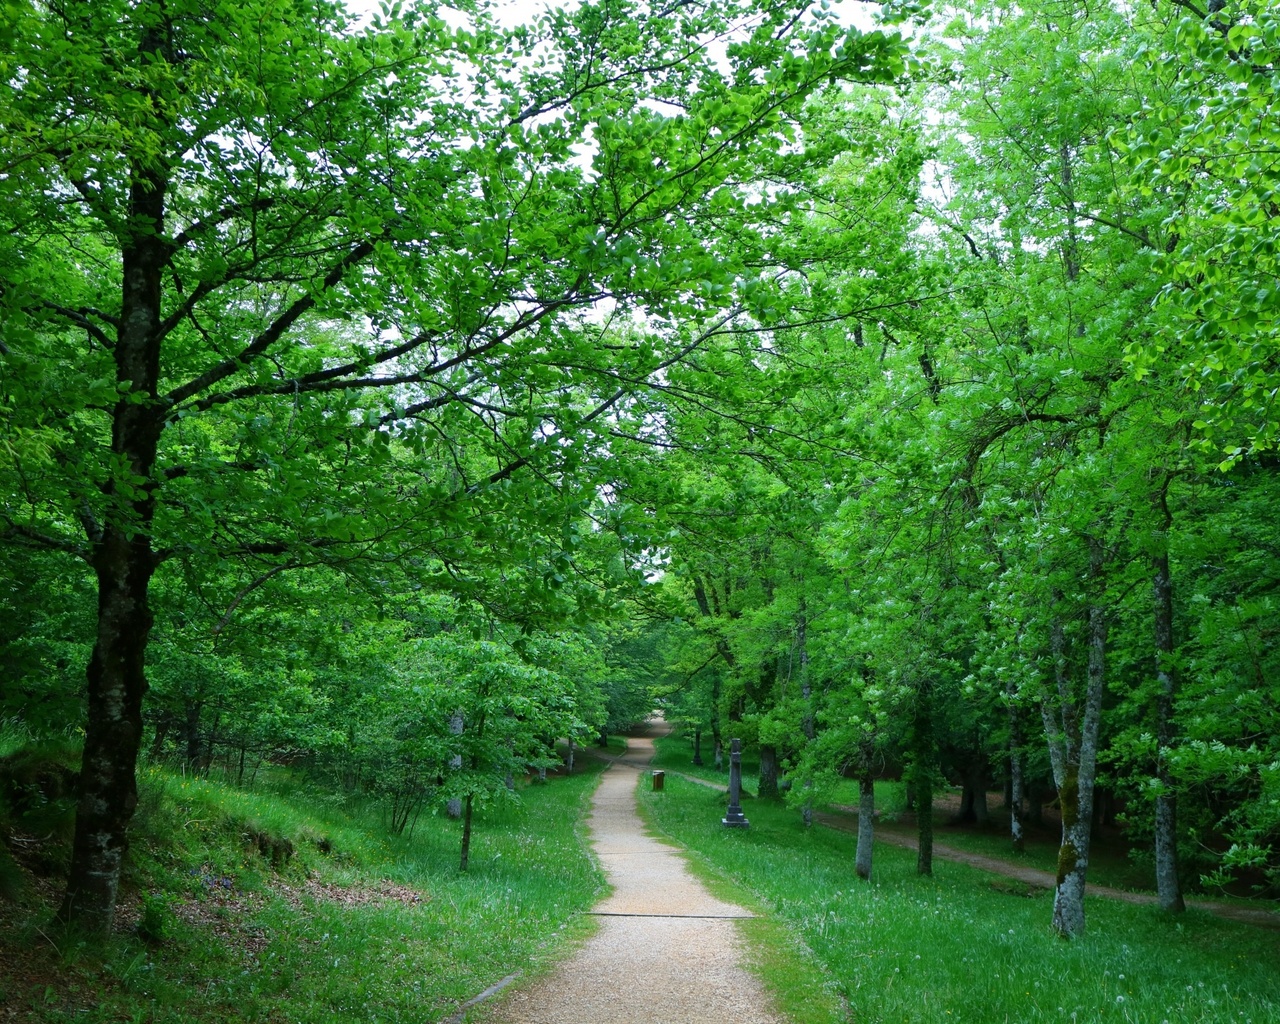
[1,750,614,1024]
[653,731,1156,894]
[639,772,1280,1024]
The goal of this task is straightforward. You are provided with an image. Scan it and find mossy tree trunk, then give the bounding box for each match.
[1042,542,1109,939]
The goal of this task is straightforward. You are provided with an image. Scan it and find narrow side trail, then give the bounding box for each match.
[475,722,788,1024]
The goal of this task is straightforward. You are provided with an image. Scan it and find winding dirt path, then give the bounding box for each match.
[473,723,789,1024]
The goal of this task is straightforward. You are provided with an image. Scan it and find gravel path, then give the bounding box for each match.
[473,723,788,1024]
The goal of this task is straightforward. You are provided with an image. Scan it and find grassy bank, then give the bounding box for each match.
[1,748,615,1024]
[639,773,1280,1024]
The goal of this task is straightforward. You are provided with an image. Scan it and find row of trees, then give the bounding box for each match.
[646,0,1280,938]
[3,0,1276,941]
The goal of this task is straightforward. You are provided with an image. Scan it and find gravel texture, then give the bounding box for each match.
[475,724,788,1024]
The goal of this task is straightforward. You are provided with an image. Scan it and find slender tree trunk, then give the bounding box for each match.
[692,727,703,766]
[148,714,170,761]
[1009,700,1026,854]
[566,737,575,774]
[184,700,202,769]
[1153,547,1185,912]
[912,678,935,877]
[203,710,220,776]
[758,744,780,799]
[59,66,171,930]
[459,794,474,872]
[711,667,724,770]
[799,604,815,828]
[856,768,875,880]
[447,710,464,818]
[1049,552,1108,939]
[958,755,990,824]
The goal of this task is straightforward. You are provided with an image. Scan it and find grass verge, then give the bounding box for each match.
[1,757,608,1024]
[640,772,1280,1024]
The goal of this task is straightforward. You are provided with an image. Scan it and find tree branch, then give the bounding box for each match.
[165,238,376,407]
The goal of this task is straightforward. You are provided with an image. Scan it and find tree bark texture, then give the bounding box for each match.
[447,711,464,818]
[856,769,875,880]
[1009,699,1026,855]
[758,744,780,800]
[1044,556,1108,939]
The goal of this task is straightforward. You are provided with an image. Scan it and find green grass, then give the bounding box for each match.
[2,757,609,1024]
[653,734,1160,895]
[650,731,749,790]
[891,817,1155,893]
[639,773,1280,1024]
[651,732,907,811]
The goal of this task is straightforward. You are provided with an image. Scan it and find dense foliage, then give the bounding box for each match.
[2,0,1277,943]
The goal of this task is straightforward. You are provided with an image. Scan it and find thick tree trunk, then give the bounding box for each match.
[856,769,875,880]
[59,541,158,934]
[59,78,170,932]
[1153,548,1185,912]
[916,774,934,877]
[758,744,780,799]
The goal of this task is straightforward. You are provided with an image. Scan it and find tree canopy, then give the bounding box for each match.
[3,0,1278,941]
